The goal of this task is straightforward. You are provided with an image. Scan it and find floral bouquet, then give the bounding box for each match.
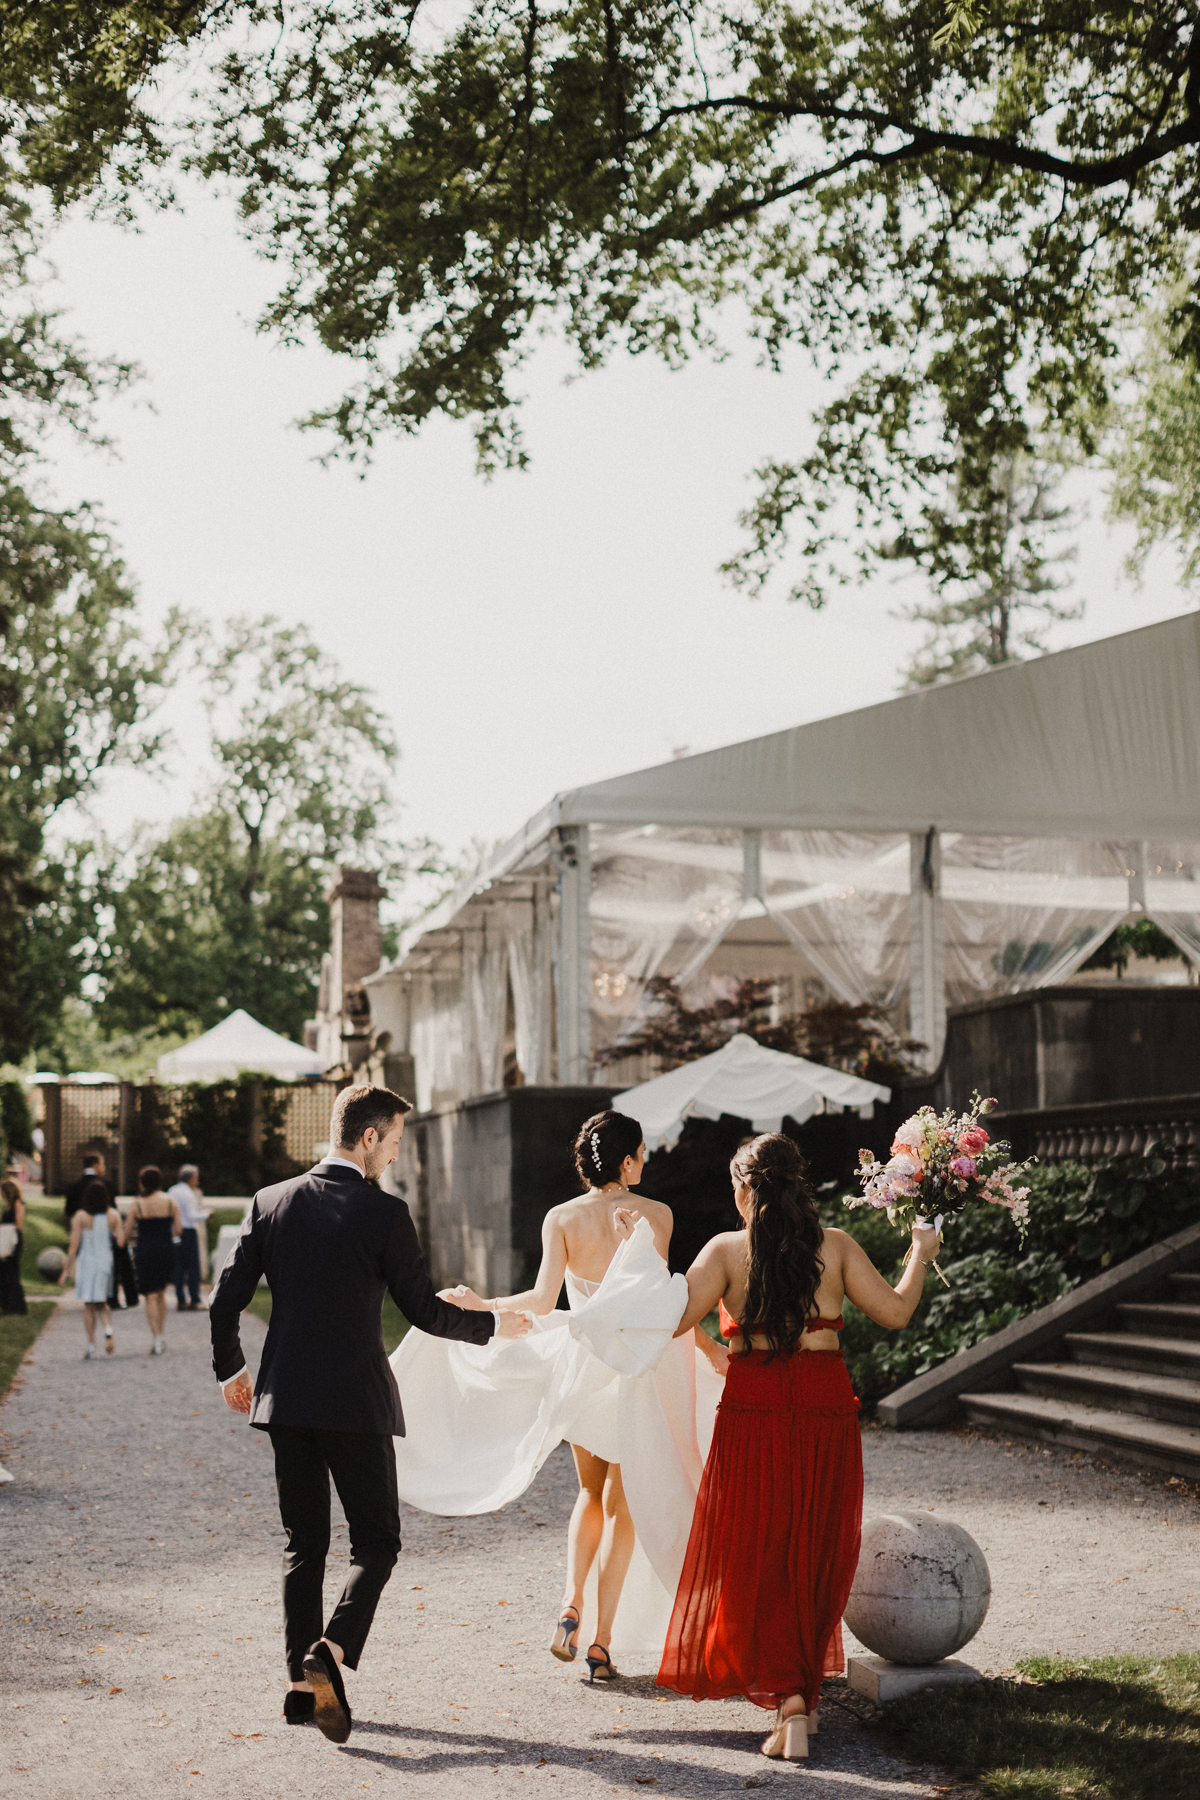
[851,1092,1034,1286]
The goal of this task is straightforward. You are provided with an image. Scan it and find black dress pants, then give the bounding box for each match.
[266,1425,401,1680]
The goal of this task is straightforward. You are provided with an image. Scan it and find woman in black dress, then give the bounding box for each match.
[0,1178,27,1314]
[124,1166,182,1356]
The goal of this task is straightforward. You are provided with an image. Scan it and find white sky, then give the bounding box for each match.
[40,183,1194,889]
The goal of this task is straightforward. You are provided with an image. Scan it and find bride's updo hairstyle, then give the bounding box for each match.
[573,1110,644,1189]
[731,1133,823,1357]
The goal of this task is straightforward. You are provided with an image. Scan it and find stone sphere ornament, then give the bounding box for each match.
[37,1247,66,1280]
[844,1512,991,1665]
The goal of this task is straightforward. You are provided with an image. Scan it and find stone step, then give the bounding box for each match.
[1167,1271,1200,1298]
[1012,1360,1200,1430]
[1063,1330,1200,1380]
[959,1390,1200,1481]
[1115,1301,1200,1340]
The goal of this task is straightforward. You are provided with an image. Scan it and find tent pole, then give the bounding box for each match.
[555,825,591,1084]
[909,829,945,1071]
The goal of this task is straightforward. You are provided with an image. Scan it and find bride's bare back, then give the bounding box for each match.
[558,1189,673,1287]
[490,1188,673,1313]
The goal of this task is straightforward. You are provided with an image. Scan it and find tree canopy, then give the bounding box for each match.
[10,5,1200,674]
[0,491,180,1060]
[173,2,1200,642]
[86,615,418,1046]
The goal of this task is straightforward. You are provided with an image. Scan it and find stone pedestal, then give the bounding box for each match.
[847,1654,983,1705]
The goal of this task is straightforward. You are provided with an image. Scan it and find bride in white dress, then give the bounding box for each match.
[387,1110,726,1676]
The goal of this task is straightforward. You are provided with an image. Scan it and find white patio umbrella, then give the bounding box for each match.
[156,1009,325,1083]
[614,1032,891,1151]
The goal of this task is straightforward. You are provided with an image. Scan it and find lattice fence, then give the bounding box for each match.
[44,1078,347,1196]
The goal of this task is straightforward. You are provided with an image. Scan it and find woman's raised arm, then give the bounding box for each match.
[838,1223,940,1329]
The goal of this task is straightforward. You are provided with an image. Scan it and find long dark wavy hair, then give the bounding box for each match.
[732,1133,823,1357]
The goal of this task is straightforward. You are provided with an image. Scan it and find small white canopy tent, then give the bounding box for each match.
[365,615,1200,1110]
[615,1033,891,1150]
[156,1010,325,1083]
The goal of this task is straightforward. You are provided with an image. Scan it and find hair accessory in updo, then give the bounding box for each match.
[573,1109,645,1189]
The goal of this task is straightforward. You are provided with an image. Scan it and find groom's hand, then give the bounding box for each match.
[495,1309,533,1340]
[222,1371,253,1415]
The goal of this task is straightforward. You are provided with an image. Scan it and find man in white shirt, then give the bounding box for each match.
[169,1164,208,1310]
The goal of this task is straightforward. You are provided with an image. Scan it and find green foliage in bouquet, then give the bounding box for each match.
[828,1145,1200,1412]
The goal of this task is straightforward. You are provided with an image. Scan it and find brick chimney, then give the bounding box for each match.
[311,868,385,1070]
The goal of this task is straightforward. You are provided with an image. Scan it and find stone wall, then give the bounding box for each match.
[391,1086,616,1294]
[922,985,1200,1113]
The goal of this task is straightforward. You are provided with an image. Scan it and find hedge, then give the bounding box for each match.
[825,1147,1200,1411]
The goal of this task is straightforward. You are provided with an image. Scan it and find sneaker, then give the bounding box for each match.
[152,1336,165,1356]
[83,1346,96,1360]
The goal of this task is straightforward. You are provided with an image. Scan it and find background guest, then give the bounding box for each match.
[125,1167,182,1356]
[168,1164,208,1310]
[0,1177,27,1315]
[63,1152,113,1226]
[60,1180,124,1357]
[63,1152,138,1309]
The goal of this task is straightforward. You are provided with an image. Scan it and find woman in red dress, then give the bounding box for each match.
[656,1133,940,1761]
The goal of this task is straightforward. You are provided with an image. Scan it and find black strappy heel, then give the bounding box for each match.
[550,1605,581,1662]
[585,1642,619,1684]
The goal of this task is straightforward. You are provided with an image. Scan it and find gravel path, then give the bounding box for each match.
[2,1300,1195,1800]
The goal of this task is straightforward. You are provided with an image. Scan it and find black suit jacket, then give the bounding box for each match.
[64,1173,116,1225]
[208,1162,494,1435]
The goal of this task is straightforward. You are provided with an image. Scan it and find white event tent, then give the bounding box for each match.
[156,1010,325,1083]
[615,1034,891,1150]
[365,615,1200,1112]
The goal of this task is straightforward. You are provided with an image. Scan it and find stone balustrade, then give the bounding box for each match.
[990,1096,1200,1171]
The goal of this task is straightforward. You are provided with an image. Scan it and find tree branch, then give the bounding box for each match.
[632,87,1200,193]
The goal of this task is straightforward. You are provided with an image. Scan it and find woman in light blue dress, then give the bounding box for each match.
[60,1181,125,1359]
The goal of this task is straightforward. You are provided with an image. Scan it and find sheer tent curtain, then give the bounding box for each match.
[506,891,553,1085]
[940,836,1129,1000]
[588,827,745,1055]
[465,921,508,1094]
[409,970,469,1111]
[760,831,911,1008]
[1143,841,1200,969]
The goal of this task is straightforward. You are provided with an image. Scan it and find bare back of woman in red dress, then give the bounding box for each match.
[656,1131,940,1763]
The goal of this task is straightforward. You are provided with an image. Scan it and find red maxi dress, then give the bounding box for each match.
[657,1302,863,1713]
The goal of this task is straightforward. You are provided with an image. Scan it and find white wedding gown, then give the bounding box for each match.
[388,1219,723,1661]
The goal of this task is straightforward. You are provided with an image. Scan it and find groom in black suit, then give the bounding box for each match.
[209,1084,530,1743]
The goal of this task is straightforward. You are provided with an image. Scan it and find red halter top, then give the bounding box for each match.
[717,1298,843,1341]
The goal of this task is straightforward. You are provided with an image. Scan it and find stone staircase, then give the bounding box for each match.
[959,1270,1200,1480]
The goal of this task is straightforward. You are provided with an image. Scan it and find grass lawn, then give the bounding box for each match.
[881,1653,1200,1800]
[0,1305,56,1401]
[240,1289,410,1354]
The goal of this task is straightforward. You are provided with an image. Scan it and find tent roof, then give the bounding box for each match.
[614,1032,891,1149]
[380,615,1200,970]
[557,614,1200,838]
[156,1009,325,1082]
